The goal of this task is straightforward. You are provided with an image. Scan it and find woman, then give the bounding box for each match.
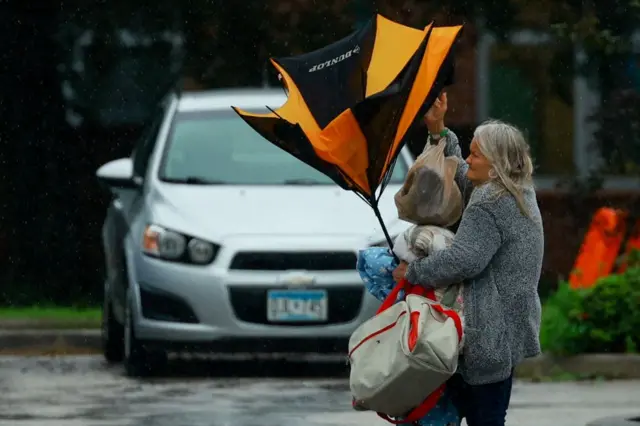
[393,93,544,426]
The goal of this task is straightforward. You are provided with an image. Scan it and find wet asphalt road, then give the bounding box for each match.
[0,355,357,426]
[1,355,640,426]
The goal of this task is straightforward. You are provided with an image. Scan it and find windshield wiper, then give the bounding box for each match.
[283,178,322,185]
[163,176,227,185]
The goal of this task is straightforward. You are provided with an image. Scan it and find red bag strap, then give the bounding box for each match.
[431,302,463,341]
[377,277,438,314]
[373,277,463,346]
[376,383,447,424]
[399,278,463,340]
[376,281,405,314]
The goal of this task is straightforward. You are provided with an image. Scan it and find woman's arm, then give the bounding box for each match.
[424,92,473,205]
[404,203,502,288]
[440,129,473,205]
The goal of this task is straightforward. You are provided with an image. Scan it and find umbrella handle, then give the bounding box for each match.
[371,202,399,262]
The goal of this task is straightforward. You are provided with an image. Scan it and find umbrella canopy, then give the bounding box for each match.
[232,14,463,249]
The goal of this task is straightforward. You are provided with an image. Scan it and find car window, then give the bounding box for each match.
[158,110,409,185]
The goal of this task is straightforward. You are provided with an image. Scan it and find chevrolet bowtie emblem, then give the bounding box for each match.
[278,272,316,287]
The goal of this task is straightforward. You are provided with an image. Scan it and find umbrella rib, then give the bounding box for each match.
[377,149,401,203]
[360,62,367,100]
[353,190,372,207]
[266,106,283,119]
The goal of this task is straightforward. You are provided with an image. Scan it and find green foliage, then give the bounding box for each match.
[540,282,590,355]
[580,269,640,352]
[628,248,640,267]
[540,266,640,355]
[553,0,640,55]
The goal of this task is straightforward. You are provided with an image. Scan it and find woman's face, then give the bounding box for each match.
[466,138,493,185]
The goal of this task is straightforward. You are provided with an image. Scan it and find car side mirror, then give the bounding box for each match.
[96,158,140,190]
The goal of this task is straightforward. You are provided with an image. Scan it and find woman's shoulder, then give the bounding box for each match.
[468,181,503,206]
[468,182,538,216]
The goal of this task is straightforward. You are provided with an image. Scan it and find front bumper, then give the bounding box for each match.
[127,241,380,353]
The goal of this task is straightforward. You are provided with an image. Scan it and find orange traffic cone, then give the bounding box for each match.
[568,207,628,289]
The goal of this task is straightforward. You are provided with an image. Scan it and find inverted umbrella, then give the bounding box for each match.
[232,14,463,249]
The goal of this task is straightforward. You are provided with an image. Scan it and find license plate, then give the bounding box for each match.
[266,289,328,322]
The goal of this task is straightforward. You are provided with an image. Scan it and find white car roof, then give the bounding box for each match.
[176,88,287,113]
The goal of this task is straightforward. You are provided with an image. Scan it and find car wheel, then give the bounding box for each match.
[101,298,124,363]
[123,298,167,378]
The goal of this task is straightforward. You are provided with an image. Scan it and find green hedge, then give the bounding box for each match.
[540,254,640,355]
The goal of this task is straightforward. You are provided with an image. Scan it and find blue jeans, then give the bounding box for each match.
[447,370,514,426]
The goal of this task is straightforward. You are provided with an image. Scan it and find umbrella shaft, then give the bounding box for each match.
[371,202,399,263]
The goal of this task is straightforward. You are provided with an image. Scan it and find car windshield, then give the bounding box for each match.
[159,110,409,185]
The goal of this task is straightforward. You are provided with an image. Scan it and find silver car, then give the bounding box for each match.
[97,87,414,377]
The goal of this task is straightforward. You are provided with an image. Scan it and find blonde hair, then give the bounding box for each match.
[473,119,534,217]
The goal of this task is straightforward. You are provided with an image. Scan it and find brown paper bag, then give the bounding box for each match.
[394,139,463,226]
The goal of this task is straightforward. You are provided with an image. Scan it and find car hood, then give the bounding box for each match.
[148,183,407,241]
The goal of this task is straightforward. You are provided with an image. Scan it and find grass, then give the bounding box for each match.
[0,306,101,320]
[0,306,101,329]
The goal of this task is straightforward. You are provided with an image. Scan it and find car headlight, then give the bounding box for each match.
[142,224,219,265]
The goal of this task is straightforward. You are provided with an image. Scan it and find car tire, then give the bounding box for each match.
[102,298,124,363]
[123,299,167,378]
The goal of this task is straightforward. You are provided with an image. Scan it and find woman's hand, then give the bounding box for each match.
[424,91,447,134]
[392,261,408,283]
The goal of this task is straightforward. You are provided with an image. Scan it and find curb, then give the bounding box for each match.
[586,416,640,426]
[516,354,640,380]
[1,328,640,380]
[0,329,101,355]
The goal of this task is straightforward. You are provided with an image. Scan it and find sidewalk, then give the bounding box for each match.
[0,328,100,355]
[0,318,100,330]
[0,318,101,355]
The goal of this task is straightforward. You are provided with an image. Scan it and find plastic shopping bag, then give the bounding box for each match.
[394,139,463,227]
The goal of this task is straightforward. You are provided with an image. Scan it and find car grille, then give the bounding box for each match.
[229,251,357,271]
[228,286,364,326]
